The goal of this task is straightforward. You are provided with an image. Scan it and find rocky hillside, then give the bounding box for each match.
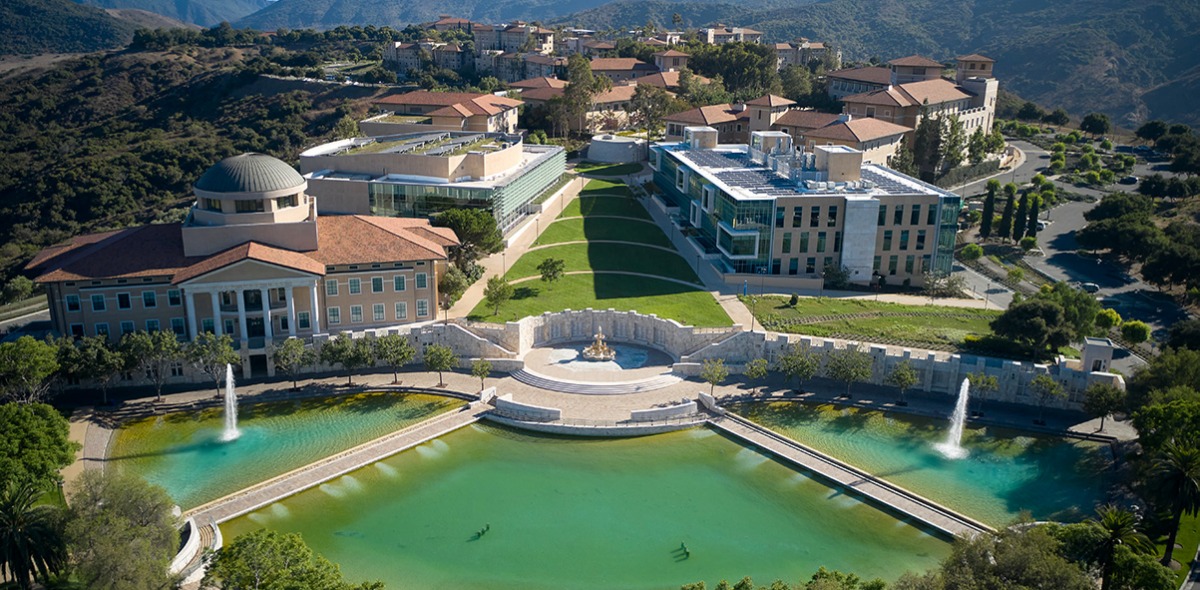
[0,0,139,54]
[80,0,271,27]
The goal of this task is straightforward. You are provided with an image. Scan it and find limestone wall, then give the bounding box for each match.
[630,400,697,421]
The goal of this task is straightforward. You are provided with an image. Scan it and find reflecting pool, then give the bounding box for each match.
[108,393,463,509]
[223,425,949,590]
[734,402,1112,527]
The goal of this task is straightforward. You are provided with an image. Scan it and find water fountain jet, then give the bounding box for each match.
[220,363,240,442]
[933,378,970,459]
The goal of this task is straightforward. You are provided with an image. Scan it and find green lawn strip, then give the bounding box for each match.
[467,273,730,327]
[535,218,672,248]
[506,243,699,284]
[755,295,1001,319]
[559,196,651,220]
[580,178,632,196]
[1160,512,1200,587]
[575,162,643,176]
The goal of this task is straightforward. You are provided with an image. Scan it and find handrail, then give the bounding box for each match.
[487,407,705,428]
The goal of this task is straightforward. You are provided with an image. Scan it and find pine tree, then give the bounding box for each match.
[1012,193,1030,241]
[997,184,1017,241]
[980,179,998,239]
[1026,194,1042,238]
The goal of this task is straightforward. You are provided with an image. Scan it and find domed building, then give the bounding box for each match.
[28,153,459,378]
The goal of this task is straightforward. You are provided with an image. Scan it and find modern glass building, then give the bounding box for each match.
[651,128,960,286]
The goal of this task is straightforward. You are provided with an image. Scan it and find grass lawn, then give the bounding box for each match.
[468,273,730,326]
[575,161,643,176]
[559,196,650,220]
[580,178,632,196]
[507,243,699,284]
[535,217,672,248]
[1159,512,1200,586]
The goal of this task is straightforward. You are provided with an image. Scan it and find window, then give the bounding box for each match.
[416,273,428,289]
[810,206,820,227]
[371,277,384,293]
[66,294,80,312]
[349,279,361,295]
[921,255,931,273]
[893,204,904,225]
[142,291,157,308]
[900,230,910,251]
[326,279,339,296]
[799,232,810,252]
[834,231,842,253]
[171,318,186,336]
[888,255,898,275]
[168,290,182,306]
[224,319,235,334]
[828,206,838,227]
[789,258,799,275]
[417,299,430,317]
[395,301,408,320]
[927,205,938,225]
[775,207,785,228]
[882,230,893,251]
[393,275,407,291]
[146,319,160,332]
[170,362,184,377]
[95,323,109,337]
[771,259,781,274]
[70,324,85,338]
[792,207,804,228]
[373,303,385,322]
[235,199,265,213]
[350,305,363,323]
[114,292,131,310]
[298,311,311,330]
[328,307,341,325]
[910,204,921,225]
[873,256,882,272]
[905,255,916,274]
[916,229,927,250]
[823,256,833,271]
[277,194,297,208]
[782,233,792,254]
[202,319,214,334]
[816,232,827,253]
[805,257,816,274]
[91,294,106,312]
[120,321,135,335]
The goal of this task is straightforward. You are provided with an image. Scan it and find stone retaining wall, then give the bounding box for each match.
[630,400,697,422]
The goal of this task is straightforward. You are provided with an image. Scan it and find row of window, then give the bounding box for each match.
[881,229,928,252]
[69,311,317,340]
[876,203,939,227]
[775,205,839,229]
[327,300,429,325]
[326,274,428,296]
[873,254,932,276]
[774,256,835,275]
[780,231,843,254]
[66,290,181,313]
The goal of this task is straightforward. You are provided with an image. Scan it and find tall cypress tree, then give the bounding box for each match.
[980,179,999,239]
[1026,194,1042,238]
[997,184,1017,241]
[1012,193,1030,241]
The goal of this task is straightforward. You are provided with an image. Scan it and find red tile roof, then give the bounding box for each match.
[827,66,892,85]
[772,110,841,130]
[652,49,689,57]
[589,58,657,72]
[633,71,709,89]
[665,103,750,126]
[510,77,568,89]
[374,91,522,117]
[841,78,972,108]
[805,118,912,143]
[955,54,995,63]
[172,242,325,284]
[888,55,945,68]
[745,94,796,107]
[28,224,189,283]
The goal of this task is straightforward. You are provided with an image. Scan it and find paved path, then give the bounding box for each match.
[709,412,992,537]
[524,240,678,255]
[185,402,490,524]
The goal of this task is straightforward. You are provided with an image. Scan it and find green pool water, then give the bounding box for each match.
[222,424,949,590]
[108,393,462,509]
[734,402,1112,527]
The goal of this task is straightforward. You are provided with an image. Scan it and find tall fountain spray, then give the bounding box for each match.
[220,363,240,442]
[934,378,970,459]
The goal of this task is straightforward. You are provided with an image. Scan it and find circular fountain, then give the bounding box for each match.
[580,326,616,362]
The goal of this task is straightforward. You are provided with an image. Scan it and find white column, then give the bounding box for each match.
[310,283,322,334]
[236,289,248,344]
[285,286,297,337]
[185,291,198,340]
[260,287,273,342]
[211,292,223,336]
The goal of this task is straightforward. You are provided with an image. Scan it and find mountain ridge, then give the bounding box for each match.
[80,0,271,27]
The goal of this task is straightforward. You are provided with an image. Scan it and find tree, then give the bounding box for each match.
[0,480,66,590]
[564,53,604,131]
[203,529,381,590]
[960,243,983,262]
[885,360,918,405]
[997,184,1017,241]
[74,335,125,405]
[941,115,966,169]
[780,65,812,101]
[538,258,565,286]
[1026,194,1042,238]
[778,343,820,391]
[363,328,412,379]
[319,336,375,386]
[1167,318,1200,350]
[992,299,1071,358]
[186,332,239,395]
[0,336,60,404]
[120,330,182,402]
[1043,108,1070,126]
[1127,348,1200,412]
[65,470,179,590]
[1083,382,1125,431]
[824,344,873,399]
[1152,441,1200,566]
[1006,266,1025,285]
[744,358,768,396]
[967,371,999,415]
[423,343,456,386]
[889,142,917,177]
[967,127,987,165]
[2,276,34,304]
[1136,120,1168,145]
[1012,193,1029,241]
[980,179,998,239]
[1081,113,1111,138]
[1030,374,1065,424]
[938,525,1094,590]
[0,403,77,493]
[1121,320,1150,344]
[483,275,514,316]
[271,337,316,390]
[1019,235,1038,253]
[1096,308,1122,331]
[438,265,470,308]
[912,112,945,180]
[431,208,503,270]
[701,358,729,395]
[631,83,672,140]
[471,358,492,391]
[1017,101,1045,121]
[1037,281,1102,340]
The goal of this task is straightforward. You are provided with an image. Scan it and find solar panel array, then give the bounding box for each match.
[714,169,799,196]
[859,168,912,194]
[423,134,487,156]
[685,150,749,169]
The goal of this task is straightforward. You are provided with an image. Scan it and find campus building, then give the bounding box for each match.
[27,153,459,376]
[362,91,523,136]
[300,131,565,235]
[650,128,960,286]
[699,25,764,44]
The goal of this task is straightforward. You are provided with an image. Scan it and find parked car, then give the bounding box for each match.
[1119,175,1139,185]
[1081,282,1101,293]
[1036,220,1049,230]
[1119,272,1137,284]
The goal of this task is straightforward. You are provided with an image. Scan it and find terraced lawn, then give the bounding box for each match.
[507,243,699,284]
[534,217,672,248]
[579,178,632,196]
[560,195,650,219]
[574,161,643,176]
[467,273,729,326]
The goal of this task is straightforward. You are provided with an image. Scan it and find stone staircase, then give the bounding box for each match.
[510,368,681,395]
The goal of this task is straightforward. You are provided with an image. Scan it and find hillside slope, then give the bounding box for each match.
[81,0,271,27]
[0,0,137,55]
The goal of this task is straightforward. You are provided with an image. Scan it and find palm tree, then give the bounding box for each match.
[1090,504,1154,590]
[1153,441,1200,567]
[0,480,66,589]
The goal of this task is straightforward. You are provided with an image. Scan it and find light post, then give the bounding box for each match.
[502,251,507,275]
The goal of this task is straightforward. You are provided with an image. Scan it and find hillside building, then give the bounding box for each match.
[773,39,840,70]
[362,91,522,135]
[826,66,893,100]
[699,24,764,44]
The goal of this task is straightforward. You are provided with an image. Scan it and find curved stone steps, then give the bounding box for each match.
[510,368,681,395]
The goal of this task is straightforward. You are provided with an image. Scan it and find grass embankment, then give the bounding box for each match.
[1159,512,1200,586]
[559,195,651,220]
[574,161,644,176]
[506,243,698,284]
[534,217,671,248]
[578,178,633,196]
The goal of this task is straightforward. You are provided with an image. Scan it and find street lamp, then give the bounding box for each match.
[502,251,507,275]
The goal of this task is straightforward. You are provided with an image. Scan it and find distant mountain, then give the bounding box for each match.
[104,8,200,30]
[559,0,1200,128]
[0,0,138,55]
[80,0,271,27]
